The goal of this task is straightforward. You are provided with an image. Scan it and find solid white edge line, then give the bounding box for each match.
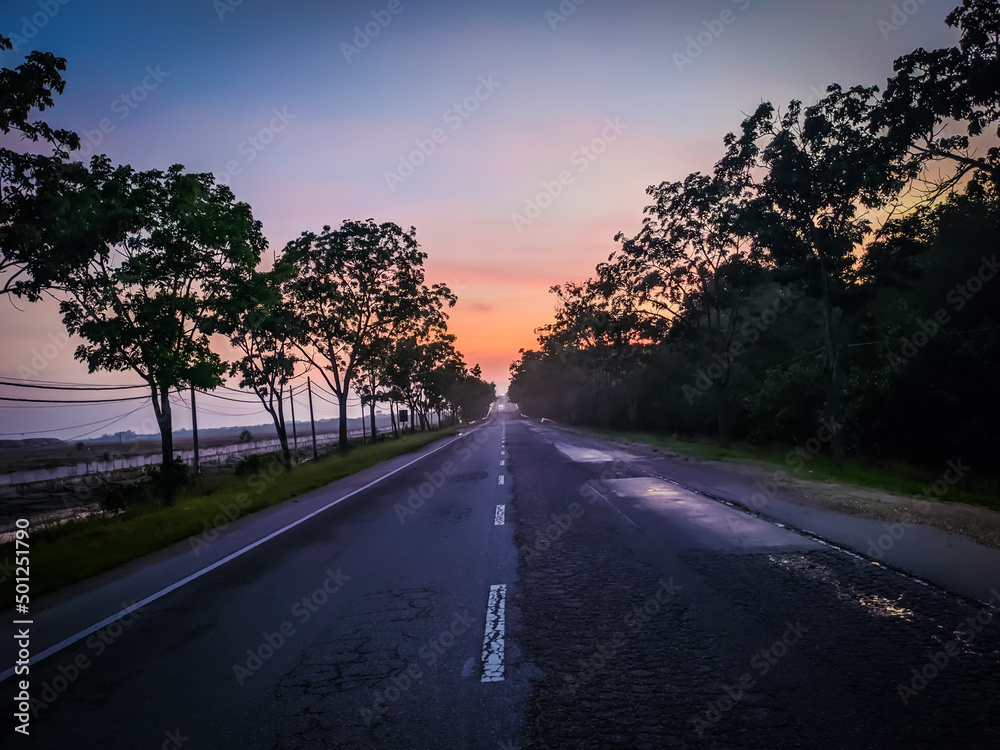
[0,426,485,683]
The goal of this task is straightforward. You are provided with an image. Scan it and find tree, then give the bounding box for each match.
[57,165,265,502]
[282,219,455,452]
[4,155,145,300]
[721,87,909,456]
[380,327,457,430]
[877,0,1000,193]
[0,35,78,150]
[213,265,299,471]
[509,348,585,422]
[544,279,650,428]
[1,33,92,296]
[447,363,497,423]
[508,274,650,429]
[353,335,399,442]
[410,329,465,428]
[608,169,762,445]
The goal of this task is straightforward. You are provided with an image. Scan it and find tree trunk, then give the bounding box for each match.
[714,383,731,448]
[338,390,349,454]
[369,399,378,442]
[817,249,845,460]
[151,383,175,505]
[390,401,398,438]
[275,395,292,471]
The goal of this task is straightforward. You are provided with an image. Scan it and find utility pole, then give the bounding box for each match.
[307,377,318,460]
[289,384,298,455]
[190,385,200,474]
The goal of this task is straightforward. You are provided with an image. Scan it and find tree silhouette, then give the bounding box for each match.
[609,169,761,445]
[720,87,907,456]
[213,265,299,471]
[877,0,1000,193]
[57,165,265,502]
[282,219,455,452]
[0,33,91,297]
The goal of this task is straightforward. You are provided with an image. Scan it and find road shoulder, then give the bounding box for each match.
[546,422,1000,603]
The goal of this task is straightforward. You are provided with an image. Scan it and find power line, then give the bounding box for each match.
[307,388,341,409]
[198,390,266,404]
[0,400,149,437]
[193,406,267,418]
[0,374,149,388]
[64,400,152,442]
[0,380,148,391]
[0,394,152,404]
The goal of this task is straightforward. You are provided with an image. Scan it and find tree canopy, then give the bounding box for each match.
[510,0,1000,474]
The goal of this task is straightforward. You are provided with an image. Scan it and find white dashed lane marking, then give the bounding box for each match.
[481,584,506,682]
[494,505,505,525]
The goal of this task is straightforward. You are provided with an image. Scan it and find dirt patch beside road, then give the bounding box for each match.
[717,459,1000,550]
[592,435,1000,551]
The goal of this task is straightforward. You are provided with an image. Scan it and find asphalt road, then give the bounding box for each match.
[6,405,1000,748]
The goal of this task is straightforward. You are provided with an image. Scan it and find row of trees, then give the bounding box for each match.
[1,35,495,502]
[510,0,999,472]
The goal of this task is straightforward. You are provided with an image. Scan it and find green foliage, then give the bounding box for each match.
[51,162,266,503]
[209,265,298,470]
[1,34,86,296]
[282,219,456,449]
[99,480,152,513]
[743,360,825,442]
[234,451,283,477]
[145,459,195,501]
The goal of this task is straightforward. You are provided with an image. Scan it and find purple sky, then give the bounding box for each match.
[0,0,961,438]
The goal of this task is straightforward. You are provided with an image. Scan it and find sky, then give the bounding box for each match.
[0,0,962,439]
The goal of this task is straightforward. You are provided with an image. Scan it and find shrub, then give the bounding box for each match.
[99,480,152,513]
[145,459,196,501]
[235,451,283,478]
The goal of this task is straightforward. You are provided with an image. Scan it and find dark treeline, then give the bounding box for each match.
[0,35,495,503]
[510,0,999,474]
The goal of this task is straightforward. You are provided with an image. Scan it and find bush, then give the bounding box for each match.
[99,480,152,513]
[145,459,196,501]
[235,451,283,478]
[743,359,825,443]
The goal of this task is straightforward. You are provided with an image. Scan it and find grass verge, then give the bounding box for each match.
[577,427,1000,512]
[1,428,457,601]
